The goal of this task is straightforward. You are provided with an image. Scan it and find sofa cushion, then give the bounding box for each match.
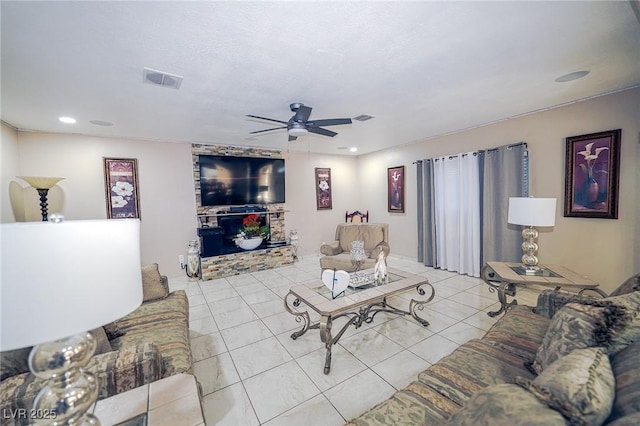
[609,273,640,297]
[0,328,110,383]
[482,307,550,361]
[445,384,567,426]
[417,339,534,407]
[360,224,384,254]
[0,343,161,426]
[337,224,385,254]
[535,289,604,320]
[531,302,630,374]
[141,263,170,302]
[347,381,461,426]
[110,291,192,376]
[338,225,362,252]
[517,347,615,426]
[607,413,640,426]
[607,340,640,422]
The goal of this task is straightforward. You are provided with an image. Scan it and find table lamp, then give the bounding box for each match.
[1,218,143,425]
[508,197,557,275]
[17,176,66,221]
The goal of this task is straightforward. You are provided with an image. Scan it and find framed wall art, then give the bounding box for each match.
[315,167,332,210]
[103,157,141,219]
[388,165,405,213]
[564,129,621,219]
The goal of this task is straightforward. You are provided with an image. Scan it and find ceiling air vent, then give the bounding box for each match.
[353,114,374,122]
[143,67,183,90]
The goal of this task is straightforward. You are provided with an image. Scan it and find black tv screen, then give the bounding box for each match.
[199,155,285,206]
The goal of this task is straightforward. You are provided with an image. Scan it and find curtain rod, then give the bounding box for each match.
[413,141,527,164]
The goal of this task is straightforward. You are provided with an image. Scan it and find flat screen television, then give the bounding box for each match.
[199,155,285,206]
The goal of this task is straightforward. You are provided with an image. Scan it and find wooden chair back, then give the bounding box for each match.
[345,210,369,223]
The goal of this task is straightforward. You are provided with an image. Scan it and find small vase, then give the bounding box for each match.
[585,177,599,204]
[237,237,263,250]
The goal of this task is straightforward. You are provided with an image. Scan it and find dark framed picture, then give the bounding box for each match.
[388,165,405,213]
[103,158,141,219]
[564,129,621,219]
[315,167,332,210]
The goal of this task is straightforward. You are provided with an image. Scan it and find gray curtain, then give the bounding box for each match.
[417,142,528,269]
[479,143,528,264]
[416,160,436,266]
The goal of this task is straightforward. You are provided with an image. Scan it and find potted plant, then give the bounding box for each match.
[234,214,269,250]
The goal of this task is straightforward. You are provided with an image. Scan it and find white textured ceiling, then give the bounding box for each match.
[2,1,639,155]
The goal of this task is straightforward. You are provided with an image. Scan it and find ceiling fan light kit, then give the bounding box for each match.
[248,102,352,141]
[288,124,308,137]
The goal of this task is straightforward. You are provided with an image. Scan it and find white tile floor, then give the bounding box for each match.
[168,255,543,426]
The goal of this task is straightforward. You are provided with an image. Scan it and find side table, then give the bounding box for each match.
[481,262,606,317]
[92,373,204,426]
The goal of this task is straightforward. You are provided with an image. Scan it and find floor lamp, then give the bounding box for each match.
[0,219,143,425]
[17,176,65,221]
[508,197,557,275]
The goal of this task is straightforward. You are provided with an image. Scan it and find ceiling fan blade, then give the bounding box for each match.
[288,134,298,142]
[246,115,289,125]
[293,105,312,122]
[309,118,352,127]
[250,126,287,134]
[308,127,337,137]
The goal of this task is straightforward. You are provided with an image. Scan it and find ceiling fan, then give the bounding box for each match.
[247,103,352,141]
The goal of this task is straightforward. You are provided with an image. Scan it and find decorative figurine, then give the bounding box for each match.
[374,247,387,284]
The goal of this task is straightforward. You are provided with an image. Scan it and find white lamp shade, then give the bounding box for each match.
[508,197,557,227]
[1,219,143,351]
[17,176,65,189]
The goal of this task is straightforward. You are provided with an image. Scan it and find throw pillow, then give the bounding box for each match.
[602,291,640,355]
[531,301,630,374]
[516,347,615,426]
[89,327,112,355]
[0,346,32,381]
[141,263,169,302]
[608,273,640,297]
[445,384,567,425]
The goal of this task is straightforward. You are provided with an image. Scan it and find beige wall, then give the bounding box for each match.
[4,88,638,291]
[283,151,359,256]
[357,88,640,293]
[8,132,198,276]
[1,124,20,222]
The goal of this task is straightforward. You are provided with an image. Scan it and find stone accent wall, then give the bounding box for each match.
[192,144,291,279]
[201,245,294,280]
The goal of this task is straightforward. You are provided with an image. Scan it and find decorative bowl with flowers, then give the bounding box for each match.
[233,214,269,250]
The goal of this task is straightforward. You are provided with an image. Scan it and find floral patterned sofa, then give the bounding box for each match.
[0,264,194,426]
[348,273,640,426]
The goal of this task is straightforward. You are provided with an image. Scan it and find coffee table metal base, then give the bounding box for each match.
[284,283,435,374]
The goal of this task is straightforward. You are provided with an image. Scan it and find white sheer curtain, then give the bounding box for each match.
[433,153,481,276]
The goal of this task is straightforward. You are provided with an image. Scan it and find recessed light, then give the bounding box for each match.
[337,146,348,150]
[59,116,76,124]
[350,147,358,152]
[353,115,374,122]
[555,70,590,83]
[90,120,113,126]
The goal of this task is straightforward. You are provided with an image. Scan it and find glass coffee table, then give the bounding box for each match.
[284,267,435,374]
[481,261,606,317]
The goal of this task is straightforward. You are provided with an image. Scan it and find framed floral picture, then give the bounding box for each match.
[315,167,332,210]
[103,158,141,219]
[388,165,405,213]
[564,129,621,219]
